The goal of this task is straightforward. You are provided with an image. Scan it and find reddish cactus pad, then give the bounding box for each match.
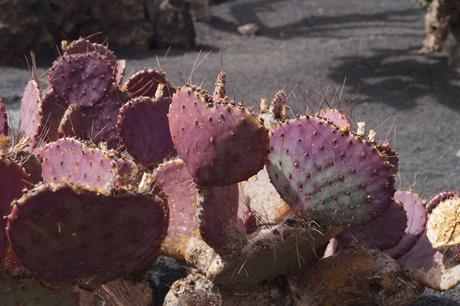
[58,104,86,138]
[386,191,427,259]
[117,96,175,166]
[41,88,67,142]
[88,86,129,149]
[198,184,241,252]
[18,80,43,146]
[338,200,407,250]
[0,159,28,261]
[169,86,269,186]
[151,159,201,258]
[266,115,395,226]
[0,100,8,136]
[124,68,175,98]
[39,138,118,193]
[7,183,168,285]
[49,53,114,107]
[0,270,80,306]
[64,38,117,69]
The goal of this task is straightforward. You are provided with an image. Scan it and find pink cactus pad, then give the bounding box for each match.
[117,96,175,166]
[38,138,118,193]
[18,80,43,146]
[49,53,114,107]
[169,85,269,186]
[124,68,175,98]
[338,200,407,250]
[0,158,28,261]
[151,159,201,258]
[386,191,427,258]
[7,183,168,285]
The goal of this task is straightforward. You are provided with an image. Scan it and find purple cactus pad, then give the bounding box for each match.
[151,159,201,258]
[338,200,407,250]
[0,158,28,261]
[7,183,168,286]
[198,184,241,253]
[169,86,269,186]
[18,80,43,146]
[117,96,175,166]
[49,53,114,107]
[386,191,427,259]
[58,104,86,138]
[88,86,129,149]
[64,38,117,70]
[38,138,118,193]
[124,68,175,98]
[41,88,67,142]
[266,115,395,226]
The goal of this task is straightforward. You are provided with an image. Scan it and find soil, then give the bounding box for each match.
[0,0,459,304]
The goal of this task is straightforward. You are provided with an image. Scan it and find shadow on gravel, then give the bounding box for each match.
[327,48,460,111]
[210,0,421,39]
[412,296,460,306]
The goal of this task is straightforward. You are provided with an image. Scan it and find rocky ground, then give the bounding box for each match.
[0,0,459,304]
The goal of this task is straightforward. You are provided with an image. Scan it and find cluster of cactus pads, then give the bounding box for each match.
[0,38,460,306]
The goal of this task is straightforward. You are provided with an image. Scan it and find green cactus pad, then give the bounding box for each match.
[266,115,395,226]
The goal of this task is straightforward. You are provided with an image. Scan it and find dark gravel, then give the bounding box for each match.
[1,0,459,304]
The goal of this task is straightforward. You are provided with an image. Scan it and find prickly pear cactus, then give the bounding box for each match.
[0,158,28,261]
[338,200,407,250]
[169,77,269,186]
[62,37,117,69]
[266,115,395,226]
[7,183,169,286]
[18,80,43,146]
[386,191,427,258]
[124,68,175,98]
[147,159,202,259]
[49,52,114,107]
[41,88,67,142]
[38,138,118,193]
[117,93,175,166]
[197,183,242,255]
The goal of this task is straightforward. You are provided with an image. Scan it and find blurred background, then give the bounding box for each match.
[1,0,460,304]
